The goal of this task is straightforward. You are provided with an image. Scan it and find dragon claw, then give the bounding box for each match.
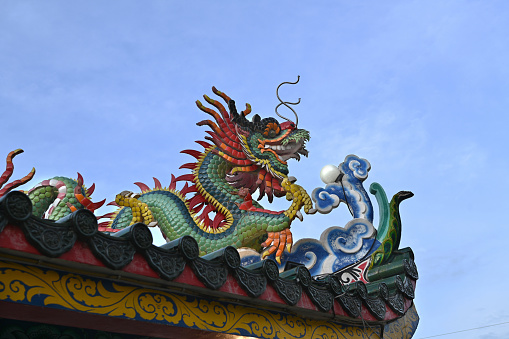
[261,228,293,264]
[295,210,303,221]
[281,178,313,221]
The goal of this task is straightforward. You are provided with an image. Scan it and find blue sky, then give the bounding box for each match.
[1,1,509,338]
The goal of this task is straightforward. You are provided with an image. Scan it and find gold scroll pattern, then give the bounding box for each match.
[0,260,387,339]
[383,304,419,339]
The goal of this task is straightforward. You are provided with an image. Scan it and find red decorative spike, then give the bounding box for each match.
[0,167,35,197]
[180,184,197,195]
[204,136,217,145]
[98,212,115,219]
[179,163,197,170]
[88,198,106,212]
[212,213,225,229]
[174,174,194,183]
[169,174,177,190]
[203,95,238,139]
[191,202,204,214]
[195,140,212,149]
[77,172,84,186]
[181,182,189,193]
[188,194,206,210]
[205,130,220,141]
[204,203,216,214]
[153,177,162,189]
[198,213,210,227]
[206,135,224,149]
[86,183,96,196]
[107,201,119,207]
[181,149,203,160]
[134,182,151,192]
[198,204,216,225]
[0,149,23,189]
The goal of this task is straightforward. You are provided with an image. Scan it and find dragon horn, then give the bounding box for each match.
[242,103,252,117]
[275,76,301,128]
[229,100,253,130]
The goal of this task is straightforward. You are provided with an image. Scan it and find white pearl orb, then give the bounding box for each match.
[320,165,341,184]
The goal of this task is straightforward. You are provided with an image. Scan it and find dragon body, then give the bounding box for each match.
[108,88,312,259]
[27,175,104,220]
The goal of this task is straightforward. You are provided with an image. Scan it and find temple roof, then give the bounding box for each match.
[0,191,418,338]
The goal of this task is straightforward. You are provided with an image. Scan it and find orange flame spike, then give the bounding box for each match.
[203,94,237,136]
[212,86,232,104]
[197,119,227,140]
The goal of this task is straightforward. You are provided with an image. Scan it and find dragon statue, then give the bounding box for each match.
[1,81,414,281]
[3,87,312,263]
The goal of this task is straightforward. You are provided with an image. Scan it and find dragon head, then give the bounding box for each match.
[226,99,310,202]
[194,87,309,203]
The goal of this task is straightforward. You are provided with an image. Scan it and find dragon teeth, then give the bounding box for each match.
[266,144,293,151]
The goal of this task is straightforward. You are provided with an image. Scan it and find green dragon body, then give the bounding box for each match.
[19,88,312,262]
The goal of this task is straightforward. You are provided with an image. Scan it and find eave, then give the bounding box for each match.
[0,191,418,338]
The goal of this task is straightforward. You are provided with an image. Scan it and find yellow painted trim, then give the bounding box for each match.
[0,260,382,339]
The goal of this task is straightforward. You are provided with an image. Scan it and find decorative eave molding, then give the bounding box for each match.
[0,191,418,324]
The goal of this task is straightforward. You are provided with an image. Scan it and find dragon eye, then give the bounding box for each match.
[263,122,280,137]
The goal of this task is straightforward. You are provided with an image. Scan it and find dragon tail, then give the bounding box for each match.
[369,190,414,269]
